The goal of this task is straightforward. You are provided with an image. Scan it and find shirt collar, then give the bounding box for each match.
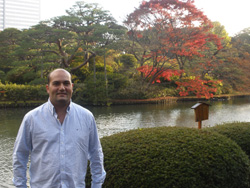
[47,98,72,116]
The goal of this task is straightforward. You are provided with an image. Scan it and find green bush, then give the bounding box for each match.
[119,54,137,69]
[80,72,128,105]
[99,127,250,188]
[208,122,250,157]
[0,82,47,102]
[81,74,108,105]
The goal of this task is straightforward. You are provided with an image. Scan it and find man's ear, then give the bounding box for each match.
[72,83,74,92]
[46,84,49,94]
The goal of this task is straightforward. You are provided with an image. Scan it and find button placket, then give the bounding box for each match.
[60,124,66,183]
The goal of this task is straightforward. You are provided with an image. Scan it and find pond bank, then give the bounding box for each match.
[111,93,250,105]
[0,101,45,108]
[1,93,250,108]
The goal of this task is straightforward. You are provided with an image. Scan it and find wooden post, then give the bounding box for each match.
[198,121,202,129]
[191,102,210,130]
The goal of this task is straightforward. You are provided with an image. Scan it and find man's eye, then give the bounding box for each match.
[64,82,70,86]
[53,82,60,86]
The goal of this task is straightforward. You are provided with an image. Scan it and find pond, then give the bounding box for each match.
[1,97,250,187]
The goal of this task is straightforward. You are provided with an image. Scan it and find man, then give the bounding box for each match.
[13,69,106,188]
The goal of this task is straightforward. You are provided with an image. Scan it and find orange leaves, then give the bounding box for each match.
[137,33,143,38]
[176,77,221,99]
[138,65,220,99]
[125,0,223,60]
[125,0,224,97]
[137,65,183,83]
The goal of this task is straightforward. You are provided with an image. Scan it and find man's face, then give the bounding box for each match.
[46,70,73,107]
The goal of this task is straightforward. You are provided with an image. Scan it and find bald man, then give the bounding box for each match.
[13,69,106,188]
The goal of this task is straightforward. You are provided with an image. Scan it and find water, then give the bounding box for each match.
[1,97,250,187]
[0,108,28,188]
[91,97,250,137]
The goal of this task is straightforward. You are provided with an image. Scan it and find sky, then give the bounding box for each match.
[41,0,250,37]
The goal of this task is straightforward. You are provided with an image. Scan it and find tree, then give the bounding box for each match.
[117,54,138,74]
[176,76,221,99]
[124,0,224,98]
[124,0,222,79]
[47,1,126,73]
[193,22,231,79]
[224,27,250,92]
[233,27,250,54]
[0,28,22,80]
[2,1,126,83]
[137,65,183,83]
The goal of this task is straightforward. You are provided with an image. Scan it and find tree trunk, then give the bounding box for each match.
[93,56,97,103]
[104,52,108,98]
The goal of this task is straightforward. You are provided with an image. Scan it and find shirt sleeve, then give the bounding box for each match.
[13,115,32,188]
[88,116,106,188]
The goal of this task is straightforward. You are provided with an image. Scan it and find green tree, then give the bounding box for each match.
[2,1,126,84]
[119,54,137,71]
[185,22,231,80]
[48,1,126,73]
[0,28,22,81]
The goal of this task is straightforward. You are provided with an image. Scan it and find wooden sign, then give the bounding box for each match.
[191,102,210,129]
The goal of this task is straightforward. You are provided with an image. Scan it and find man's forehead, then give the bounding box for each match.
[51,79,71,83]
[50,74,72,84]
[51,69,70,77]
[50,70,71,79]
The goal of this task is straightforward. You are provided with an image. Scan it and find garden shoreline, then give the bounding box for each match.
[110,93,250,105]
[1,93,250,108]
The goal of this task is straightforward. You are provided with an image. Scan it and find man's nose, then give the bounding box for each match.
[59,83,65,90]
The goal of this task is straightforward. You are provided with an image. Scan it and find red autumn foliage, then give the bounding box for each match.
[137,65,183,83]
[138,65,219,99]
[125,0,223,70]
[126,0,224,99]
[176,77,221,99]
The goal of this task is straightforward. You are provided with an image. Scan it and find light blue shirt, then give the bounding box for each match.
[13,100,106,188]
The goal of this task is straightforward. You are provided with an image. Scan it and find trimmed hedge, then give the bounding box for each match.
[208,122,250,157]
[0,83,47,102]
[99,127,250,188]
[0,82,86,105]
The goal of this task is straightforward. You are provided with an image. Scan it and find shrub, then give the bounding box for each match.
[0,82,47,102]
[119,54,137,69]
[208,122,250,157]
[81,74,108,105]
[81,72,128,105]
[99,127,250,188]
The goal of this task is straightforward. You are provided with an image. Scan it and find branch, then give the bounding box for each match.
[41,50,60,56]
[70,51,96,73]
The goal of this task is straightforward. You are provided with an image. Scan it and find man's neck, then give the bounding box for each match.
[53,102,70,124]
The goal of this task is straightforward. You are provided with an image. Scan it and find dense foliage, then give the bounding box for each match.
[0,82,90,105]
[0,82,47,102]
[208,122,250,157]
[98,127,250,188]
[1,0,250,104]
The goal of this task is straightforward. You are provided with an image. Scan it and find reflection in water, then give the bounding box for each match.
[0,136,16,188]
[0,108,31,188]
[2,97,250,187]
[89,97,250,137]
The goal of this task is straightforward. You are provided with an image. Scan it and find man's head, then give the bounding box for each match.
[46,69,73,108]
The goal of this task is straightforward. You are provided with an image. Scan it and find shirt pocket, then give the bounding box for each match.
[72,125,89,152]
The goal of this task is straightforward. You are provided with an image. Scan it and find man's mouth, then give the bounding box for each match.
[57,93,67,95]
